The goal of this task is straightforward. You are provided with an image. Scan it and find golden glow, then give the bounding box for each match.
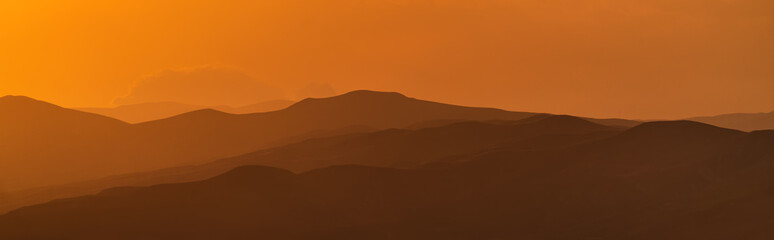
[1,0,773,119]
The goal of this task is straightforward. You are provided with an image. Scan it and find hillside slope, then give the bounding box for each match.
[3,122,772,239]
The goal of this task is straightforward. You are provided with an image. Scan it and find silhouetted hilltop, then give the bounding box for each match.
[688,110,774,132]
[276,90,534,128]
[292,90,408,106]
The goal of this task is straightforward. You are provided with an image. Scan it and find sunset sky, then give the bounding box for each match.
[1,0,772,119]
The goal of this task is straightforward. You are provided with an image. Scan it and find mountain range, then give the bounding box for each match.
[1,90,644,193]
[0,114,621,213]
[2,119,772,239]
[4,90,772,239]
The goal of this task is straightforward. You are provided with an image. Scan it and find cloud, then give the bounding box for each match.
[116,66,286,107]
[295,82,336,99]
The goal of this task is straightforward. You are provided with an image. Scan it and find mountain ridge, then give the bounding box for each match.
[0,90,542,194]
[3,124,773,239]
[0,113,620,214]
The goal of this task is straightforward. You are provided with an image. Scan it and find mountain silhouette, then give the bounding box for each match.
[688,110,774,131]
[2,120,772,239]
[117,90,542,176]
[0,90,552,195]
[78,99,295,123]
[0,114,619,214]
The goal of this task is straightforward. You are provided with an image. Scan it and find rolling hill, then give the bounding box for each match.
[0,115,620,214]
[0,90,543,193]
[2,121,772,239]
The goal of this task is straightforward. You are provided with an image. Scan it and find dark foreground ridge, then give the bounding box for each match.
[2,120,773,239]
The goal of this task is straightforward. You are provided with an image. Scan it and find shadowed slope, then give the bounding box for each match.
[2,121,773,239]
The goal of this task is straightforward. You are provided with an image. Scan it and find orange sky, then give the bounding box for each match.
[1,0,772,119]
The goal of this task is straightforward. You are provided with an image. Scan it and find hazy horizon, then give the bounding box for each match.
[2,0,773,119]
[2,2,774,239]
[3,90,774,121]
